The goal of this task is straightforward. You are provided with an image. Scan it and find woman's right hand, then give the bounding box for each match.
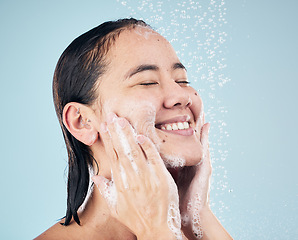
[92,113,182,240]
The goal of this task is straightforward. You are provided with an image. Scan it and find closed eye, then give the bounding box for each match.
[139,82,159,86]
[176,80,190,85]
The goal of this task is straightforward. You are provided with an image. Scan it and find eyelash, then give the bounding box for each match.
[139,82,158,86]
[176,80,190,85]
[139,80,190,86]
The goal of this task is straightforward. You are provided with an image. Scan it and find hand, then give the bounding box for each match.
[178,123,211,239]
[92,114,183,240]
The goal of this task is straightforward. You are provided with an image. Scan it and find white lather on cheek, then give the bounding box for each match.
[127,100,159,141]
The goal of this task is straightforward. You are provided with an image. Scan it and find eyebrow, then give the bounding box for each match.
[125,62,187,79]
[173,62,187,71]
[125,64,159,79]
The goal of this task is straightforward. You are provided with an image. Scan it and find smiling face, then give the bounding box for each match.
[93,27,204,167]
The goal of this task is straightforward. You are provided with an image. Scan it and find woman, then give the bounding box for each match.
[35,18,232,240]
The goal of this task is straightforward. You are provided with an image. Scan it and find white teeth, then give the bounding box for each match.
[172,123,178,130]
[177,122,184,130]
[166,124,173,131]
[160,121,190,131]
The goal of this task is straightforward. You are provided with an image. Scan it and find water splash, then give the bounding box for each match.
[116,0,231,217]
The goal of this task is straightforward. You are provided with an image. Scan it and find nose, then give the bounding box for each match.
[162,82,192,109]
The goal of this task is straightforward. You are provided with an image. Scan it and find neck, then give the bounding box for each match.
[69,142,135,239]
[64,186,136,240]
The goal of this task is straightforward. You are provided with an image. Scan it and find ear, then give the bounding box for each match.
[62,102,99,146]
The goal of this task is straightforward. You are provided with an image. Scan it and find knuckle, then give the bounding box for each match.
[147,156,157,164]
[129,185,140,192]
[129,149,139,159]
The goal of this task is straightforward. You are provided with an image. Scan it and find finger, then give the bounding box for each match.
[115,117,147,174]
[108,117,148,187]
[198,123,212,175]
[107,118,137,183]
[200,122,210,147]
[138,135,168,179]
[195,111,205,135]
[99,122,125,191]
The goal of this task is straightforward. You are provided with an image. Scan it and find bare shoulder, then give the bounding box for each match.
[34,222,72,240]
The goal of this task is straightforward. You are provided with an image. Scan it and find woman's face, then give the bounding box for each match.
[94,27,204,167]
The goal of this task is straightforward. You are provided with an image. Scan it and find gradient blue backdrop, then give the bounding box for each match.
[0,0,297,239]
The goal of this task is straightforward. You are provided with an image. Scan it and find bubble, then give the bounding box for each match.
[97,174,117,207]
[181,212,190,226]
[191,194,204,239]
[167,202,183,240]
[115,119,139,174]
[162,154,186,168]
[116,0,231,224]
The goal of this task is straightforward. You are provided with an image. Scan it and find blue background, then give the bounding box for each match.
[0,0,297,239]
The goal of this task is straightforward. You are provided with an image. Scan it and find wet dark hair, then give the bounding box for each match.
[53,18,151,226]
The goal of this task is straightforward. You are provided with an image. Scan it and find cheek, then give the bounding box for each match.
[122,100,158,135]
[190,90,203,118]
[99,89,159,132]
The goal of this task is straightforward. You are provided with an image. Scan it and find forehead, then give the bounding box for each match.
[106,27,179,67]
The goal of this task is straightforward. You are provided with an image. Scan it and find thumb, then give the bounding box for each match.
[200,123,210,147]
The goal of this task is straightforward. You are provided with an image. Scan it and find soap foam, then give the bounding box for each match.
[134,26,160,40]
[119,163,129,189]
[164,166,182,240]
[127,100,157,138]
[115,120,139,174]
[167,202,183,240]
[188,194,203,239]
[102,100,185,239]
[181,212,190,227]
[97,174,117,207]
[162,154,186,168]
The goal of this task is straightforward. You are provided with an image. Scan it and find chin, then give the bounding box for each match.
[160,145,203,166]
[160,148,203,184]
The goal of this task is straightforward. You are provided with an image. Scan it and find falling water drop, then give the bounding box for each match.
[116,0,231,221]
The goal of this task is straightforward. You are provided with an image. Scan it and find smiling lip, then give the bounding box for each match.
[159,127,194,136]
[155,115,194,136]
[156,115,191,125]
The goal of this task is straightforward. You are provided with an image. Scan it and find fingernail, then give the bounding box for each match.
[117,118,127,128]
[136,135,146,144]
[100,123,108,133]
[107,112,117,124]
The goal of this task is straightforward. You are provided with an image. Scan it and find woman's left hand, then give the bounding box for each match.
[178,123,211,239]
